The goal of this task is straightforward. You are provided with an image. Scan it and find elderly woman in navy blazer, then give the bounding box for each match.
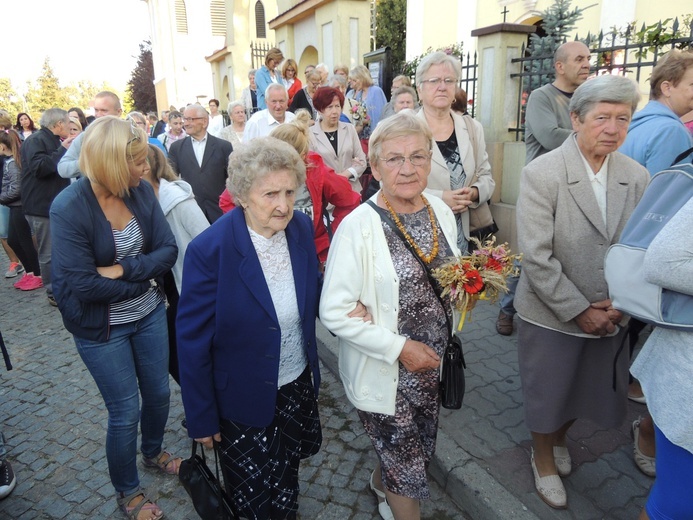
[177,136,322,520]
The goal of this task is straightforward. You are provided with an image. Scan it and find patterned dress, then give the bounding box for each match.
[357,207,453,500]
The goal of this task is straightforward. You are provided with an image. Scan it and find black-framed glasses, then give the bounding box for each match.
[377,153,431,169]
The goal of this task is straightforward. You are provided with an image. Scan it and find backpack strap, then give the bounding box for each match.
[672,146,693,166]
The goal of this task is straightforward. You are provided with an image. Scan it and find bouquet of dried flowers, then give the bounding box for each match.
[432,236,521,330]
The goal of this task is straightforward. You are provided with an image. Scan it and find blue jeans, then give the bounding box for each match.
[499,260,521,317]
[74,303,170,495]
[0,429,6,461]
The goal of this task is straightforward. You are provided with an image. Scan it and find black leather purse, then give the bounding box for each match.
[366,200,466,409]
[178,440,239,520]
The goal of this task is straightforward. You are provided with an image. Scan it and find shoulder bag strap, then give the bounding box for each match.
[672,146,693,166]
[365,200,452,333]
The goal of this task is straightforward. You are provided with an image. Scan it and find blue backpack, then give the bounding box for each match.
[604,162,693,330]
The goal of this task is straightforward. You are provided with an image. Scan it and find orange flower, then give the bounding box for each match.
[462,269,484,294]
[485,257,503,272]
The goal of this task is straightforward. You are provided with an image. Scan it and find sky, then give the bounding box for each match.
[3,0,150,93]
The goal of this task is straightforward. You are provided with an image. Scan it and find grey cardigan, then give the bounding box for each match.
[515,136,649,334]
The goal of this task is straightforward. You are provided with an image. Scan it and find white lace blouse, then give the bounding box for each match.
[249,228,307,387]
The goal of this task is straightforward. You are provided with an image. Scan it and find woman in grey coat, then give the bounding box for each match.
[515,75,649,509]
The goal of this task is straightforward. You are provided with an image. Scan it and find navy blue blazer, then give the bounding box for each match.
[168,133,233,224]
[177,208,321,437]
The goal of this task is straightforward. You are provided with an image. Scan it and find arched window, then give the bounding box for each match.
[175,0,188,34]
[255,1,266,39]
[210,0,227,36]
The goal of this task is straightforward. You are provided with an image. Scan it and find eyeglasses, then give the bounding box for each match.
[420,77,457,88]
[378,153,431,169]
[183,117,205,122]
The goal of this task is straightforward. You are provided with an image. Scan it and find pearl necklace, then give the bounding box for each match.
[381,193,439,264]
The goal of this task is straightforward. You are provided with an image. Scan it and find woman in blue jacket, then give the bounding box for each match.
[177,137,322,520]
[50,117,179,520]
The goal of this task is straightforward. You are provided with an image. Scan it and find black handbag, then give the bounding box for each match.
[178,440,239,520]
[440,334,466,409]
[366,200,467,409]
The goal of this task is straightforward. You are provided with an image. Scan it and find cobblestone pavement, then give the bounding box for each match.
[318,299,654,520]
[0,253,468,520]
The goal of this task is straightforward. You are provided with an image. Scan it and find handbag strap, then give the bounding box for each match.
[366,199,453,334]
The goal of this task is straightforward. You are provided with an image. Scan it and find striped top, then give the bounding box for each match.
[109,217,163,325]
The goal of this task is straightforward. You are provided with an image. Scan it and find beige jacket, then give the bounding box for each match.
[515,136,649,334]
[416,109,495,239]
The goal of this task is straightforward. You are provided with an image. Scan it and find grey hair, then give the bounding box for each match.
[368,111,433,166]
[184,104,209,118]
[327,74,347,89]
[265,82,288,99]
[415,51,461,87]
[39,108,69,128]
[126,111,146,125]
[227,100,245,113]
[226,137,306,205]
[569,74,640,120]
[393,86,418,103]
[248,69,257,78]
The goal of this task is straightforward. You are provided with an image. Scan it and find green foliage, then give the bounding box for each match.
[610,15,692,59]
[375,0,407,72]
[402,42,465,79]
[127,41,157,114]
[24,58,71,117]
[0,59,120,125]
[525,0,594,89]
[0,79,24,116]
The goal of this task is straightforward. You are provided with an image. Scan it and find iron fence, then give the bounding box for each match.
[509,18,693,140]
[460,51,478,118]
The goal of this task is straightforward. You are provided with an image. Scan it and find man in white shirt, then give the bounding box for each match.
[168,104,234,223]
[243,84,296,142]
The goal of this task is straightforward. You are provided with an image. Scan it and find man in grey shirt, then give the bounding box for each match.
[497,41,591,335]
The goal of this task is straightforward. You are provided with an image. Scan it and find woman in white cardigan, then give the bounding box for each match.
[415,51,495,253]
[320,112,459,520]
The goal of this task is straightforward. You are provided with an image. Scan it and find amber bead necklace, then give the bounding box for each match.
[381,193,439,264]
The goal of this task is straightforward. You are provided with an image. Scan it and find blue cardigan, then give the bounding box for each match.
[50,177,178,342]
[177,208,321,436]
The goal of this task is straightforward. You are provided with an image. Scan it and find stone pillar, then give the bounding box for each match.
[471,23,534,250]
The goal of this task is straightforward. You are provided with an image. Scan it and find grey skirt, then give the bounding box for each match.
[517,317,629,433]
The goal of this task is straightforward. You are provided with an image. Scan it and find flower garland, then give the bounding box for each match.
[432,236,521,330]
[381,193,439,264]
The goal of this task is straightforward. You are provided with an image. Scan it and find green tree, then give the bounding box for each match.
[375,0,407,73]
[0,79,25,118]
[525,0,594,88]
[127,41,156,114]
[24,57,70,117]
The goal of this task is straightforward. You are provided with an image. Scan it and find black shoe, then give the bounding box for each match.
[47,295,58,307]
[0,460,17,500]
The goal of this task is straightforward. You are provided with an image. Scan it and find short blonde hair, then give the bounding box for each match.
[79,116,148,198]
[349,65,373,88]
